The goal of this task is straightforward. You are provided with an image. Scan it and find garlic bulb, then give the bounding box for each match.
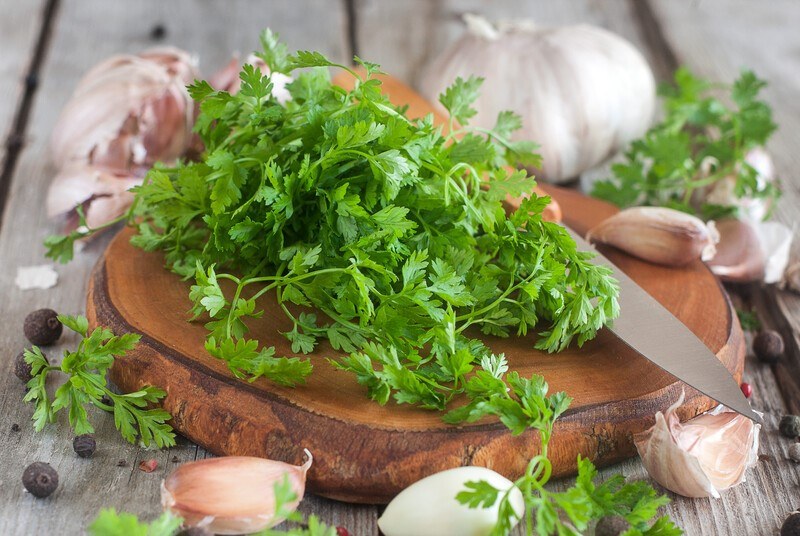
[210,53,292,103]
[421,14,656,183]
[634,392,760,498]
[46,164,140,231]
[586,206,719,266]
[50,46,197,173]
[161,452,311,535]
[378,466,524,536]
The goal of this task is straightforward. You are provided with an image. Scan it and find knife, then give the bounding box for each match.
[564,226,761,423]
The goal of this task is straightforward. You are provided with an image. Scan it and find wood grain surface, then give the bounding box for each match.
[1,1,799,534]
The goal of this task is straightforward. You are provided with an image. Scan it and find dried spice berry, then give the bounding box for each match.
[595,515,630,536]
[336,527,350,536]
[740,382,753,398]
[116,459,129,467]
[177,528,211,536]
[138,459,158,473]
[782,511,800,536]
[780,415,800,438]
[11,423,20,432]
[73,434,96,458]
[22,462,59,498]
[754,330,784,363]
[23,309,63,346]
[13,350,36,382]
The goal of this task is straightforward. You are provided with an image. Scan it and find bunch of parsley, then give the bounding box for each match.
[47,31,619,416]
[23,315,175,448]
[593,68,779,220]
[453,360,681,535]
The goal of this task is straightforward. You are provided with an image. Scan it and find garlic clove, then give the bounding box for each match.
[378,466,524,536]
[634,392,760,498]
[586,207,719,266]
[782,262,800,294]
[696,148,775,222]
[707,218,765,283]
[754,220,793,284]
[46,164,141,231]
[162,452,312,535]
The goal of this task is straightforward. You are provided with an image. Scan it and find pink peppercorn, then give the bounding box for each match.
[740,382,753,398]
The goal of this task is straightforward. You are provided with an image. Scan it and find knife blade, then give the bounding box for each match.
[564,225,760,422]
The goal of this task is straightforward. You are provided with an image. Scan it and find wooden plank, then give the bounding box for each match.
[0,0,48,176]
[354,0,662,90]
[0,1,369,534]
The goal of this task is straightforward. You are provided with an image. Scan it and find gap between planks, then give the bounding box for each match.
[0,0,59,230]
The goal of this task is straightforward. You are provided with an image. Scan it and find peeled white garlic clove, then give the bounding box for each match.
[754,220,793,284]
[586,207,719,266]
[50,47,198,172]
[210,54,292,104]
[421,14,656,183]
[46,164,141,232]
[378,466,524,536]
[634,392,760,498]
[162,452,312,535]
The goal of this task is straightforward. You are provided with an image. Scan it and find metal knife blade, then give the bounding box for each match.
[564,226,760,422]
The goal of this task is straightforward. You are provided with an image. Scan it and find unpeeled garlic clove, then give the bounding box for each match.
[378,466,524,536]
[161,451,312,535]
[707,218,765,283]
[634,392,760,498]
[586,207,719,266]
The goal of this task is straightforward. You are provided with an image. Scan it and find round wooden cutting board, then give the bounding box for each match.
[87,185,744,504]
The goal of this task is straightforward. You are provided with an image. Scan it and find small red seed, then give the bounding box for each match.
[741,382,753,398]
[336,527,350,536]
[138,459,158,473]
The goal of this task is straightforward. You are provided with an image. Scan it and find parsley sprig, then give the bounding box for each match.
[593,68,779,220]
[23,315,175,448]
[453,361,681,535]
[45,30,619,418]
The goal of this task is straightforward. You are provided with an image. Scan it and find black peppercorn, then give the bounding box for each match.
[22,462,59,498]
[149,24,167,40]
[11,423,20,432]
[23,309,63,346]
[595,515,630,536]
[782,511,800,536]
[780,415,800,438]
[753,330,784,363]
[14,351,33,382]
[116,459,129,467]
[73,434,96,458]
[177,527,212,536]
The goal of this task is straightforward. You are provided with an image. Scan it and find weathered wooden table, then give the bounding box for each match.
[1,1,798,534]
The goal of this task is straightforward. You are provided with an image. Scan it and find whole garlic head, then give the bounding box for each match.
[634,392,760,498]
[421,14,656,183]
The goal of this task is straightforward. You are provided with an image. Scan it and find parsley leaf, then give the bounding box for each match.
[88,509,182,536]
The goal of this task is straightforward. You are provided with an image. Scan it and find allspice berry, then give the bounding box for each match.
[595,515,630,536]
[23,309,63,346]
[780,415,800,438]
[73,434,96,458]
[22,462,59,498]
[14,351,33,382]
[782,511,800,536]
[753,330,784,363]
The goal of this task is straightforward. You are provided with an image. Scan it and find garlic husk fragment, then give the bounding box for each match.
[634,393,760,498]
[421,14,656,183]
[586,207,719,266]
[210,53,292,103]
[378,466,524,536]
[161,452,312,535]
[51,47,197,172]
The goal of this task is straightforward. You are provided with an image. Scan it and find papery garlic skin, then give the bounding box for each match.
[634,393,760,498]
[378,466,524,536]
[51,47,198,173]
[586,207,719,266]
[421,14,655,183]
[161,452,311,535]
